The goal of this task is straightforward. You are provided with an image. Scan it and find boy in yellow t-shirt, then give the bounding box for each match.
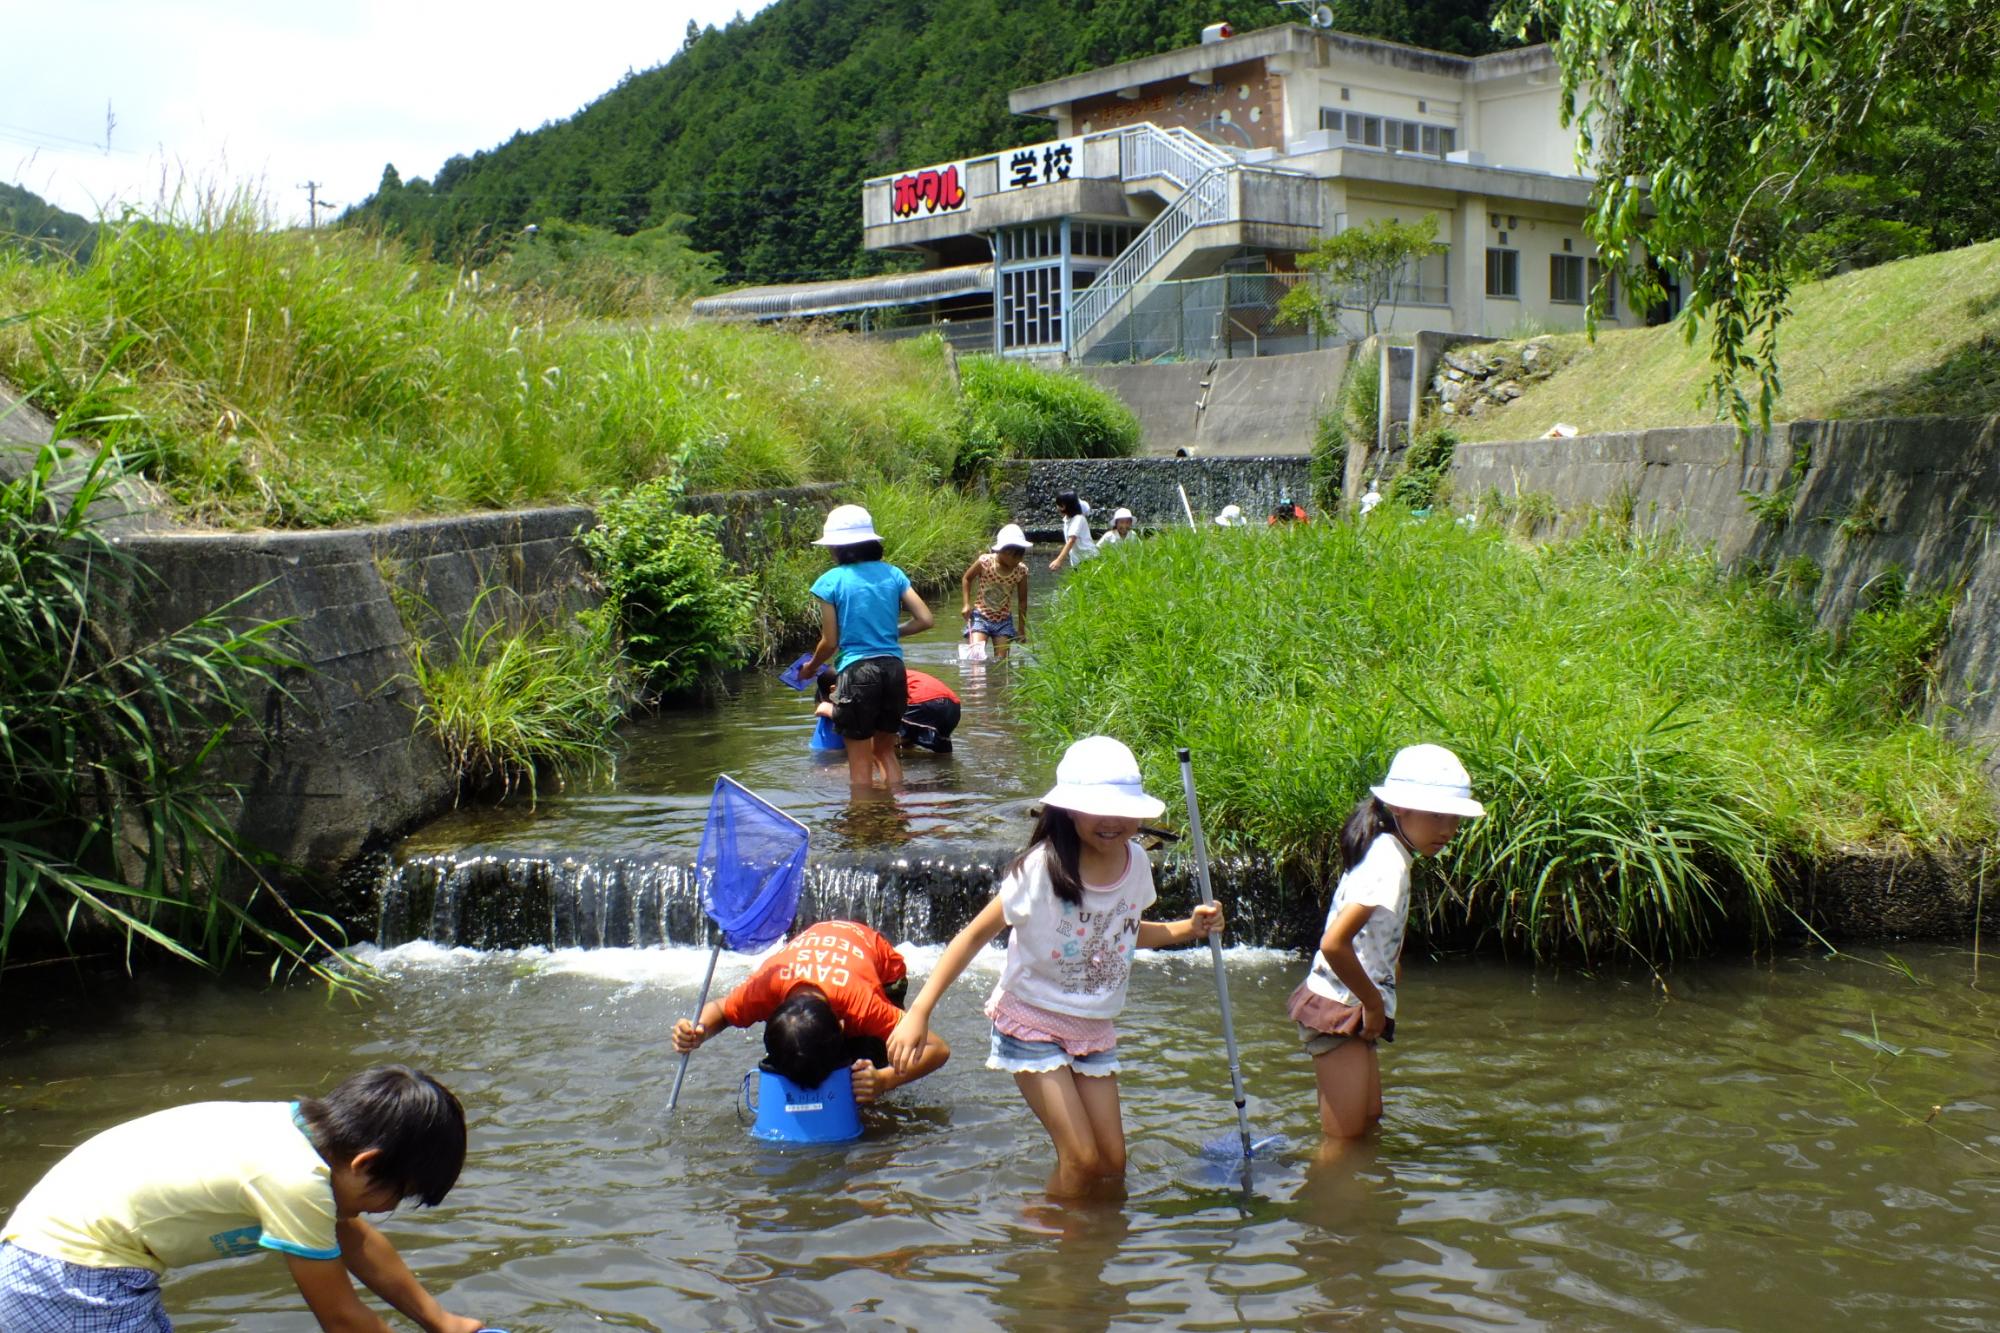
[0,1065,493,1332]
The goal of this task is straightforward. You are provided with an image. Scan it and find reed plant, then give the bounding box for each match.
[1017,514,1995,962]
[0,192,1129,529]
[405,589,634,803]
[959,354,1140,464]
[0,420,344,982]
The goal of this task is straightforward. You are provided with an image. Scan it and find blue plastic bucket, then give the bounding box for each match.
[809,715,845,753]
[745,1065,863,1143]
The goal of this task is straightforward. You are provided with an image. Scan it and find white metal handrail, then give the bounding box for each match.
[1116,123,1237,192]
[1070,164,1236,337]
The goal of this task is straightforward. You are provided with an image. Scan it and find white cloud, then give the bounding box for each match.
[1,0,775,225]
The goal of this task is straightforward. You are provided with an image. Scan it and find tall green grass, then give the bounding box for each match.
[1,426,345,983]
[405,589,634,802]
[960,355,1141,466]
[0,194,1137,529]
[746,482,1004,658]
[1017,515,1995,962]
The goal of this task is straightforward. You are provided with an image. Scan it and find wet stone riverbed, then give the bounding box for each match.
[4,942,1999,1331]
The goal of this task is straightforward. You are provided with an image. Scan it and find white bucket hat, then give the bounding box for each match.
[1111,508,1135,524]
[1040,736,1166,820]
[1214,504,1245,527]
[813,503,882,546]
[1372,744,1485,818]
[992,523,1032,551]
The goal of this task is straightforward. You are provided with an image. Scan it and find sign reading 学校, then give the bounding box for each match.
[888,160,970,222]
[1000,137,1083,191]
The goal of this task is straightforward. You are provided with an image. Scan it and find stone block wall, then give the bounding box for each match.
[994,455,1316,537]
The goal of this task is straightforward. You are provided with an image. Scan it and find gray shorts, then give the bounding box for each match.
[1298,1017,1396,1056]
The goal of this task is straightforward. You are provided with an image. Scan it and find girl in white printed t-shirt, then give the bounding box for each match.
[1290,744,1484,1145]
[888,736,1224,1199]
[1048,491,1098,570]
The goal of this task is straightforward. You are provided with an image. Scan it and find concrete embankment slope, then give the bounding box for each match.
[1452,416,2000,935]
[1076,346,1345,457]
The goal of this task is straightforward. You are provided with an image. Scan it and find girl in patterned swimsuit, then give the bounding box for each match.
[960,524,1032,660]
[887,737,1224,1198]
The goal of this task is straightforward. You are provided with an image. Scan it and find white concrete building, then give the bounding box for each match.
[695,23,1661,361]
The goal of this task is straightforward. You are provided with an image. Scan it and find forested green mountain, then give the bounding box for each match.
[0,182,96,262]
[350,0,1514,286]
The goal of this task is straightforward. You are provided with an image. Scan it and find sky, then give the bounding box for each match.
[2,0,779,227]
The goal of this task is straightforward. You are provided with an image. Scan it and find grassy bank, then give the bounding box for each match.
[1451,240,2000,441]
[1018,516,1995,962]
[0,195,1134,528]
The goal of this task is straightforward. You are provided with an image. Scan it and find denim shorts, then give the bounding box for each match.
[987,1027,1120,1077]
[966,610,1016,639]
[0,1242,173,1332]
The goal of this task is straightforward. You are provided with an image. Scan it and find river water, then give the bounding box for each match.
[4,943,1998,1330]
[10,567,2000,1329]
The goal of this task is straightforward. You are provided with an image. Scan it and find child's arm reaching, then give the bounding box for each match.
[671,997,733,1053]
[960,560,979,622]
[798,601,841,681]
[1319,903,1389,1039]
[1136,902,1225,949]
[887,897,1007,1072]
[288,1225,485,1333]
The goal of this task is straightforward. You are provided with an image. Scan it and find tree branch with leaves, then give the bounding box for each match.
[1500,0,2000,428]
[1276,215,1447,339]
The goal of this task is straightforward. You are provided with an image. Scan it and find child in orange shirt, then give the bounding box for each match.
[671,920,951,1102]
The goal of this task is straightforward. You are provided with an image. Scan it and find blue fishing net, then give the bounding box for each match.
[696,776,810,952]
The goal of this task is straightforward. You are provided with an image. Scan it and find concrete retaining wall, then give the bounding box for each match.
[1449,416,2000,770]
[116,509,600,917]
[1075,346,1346,457]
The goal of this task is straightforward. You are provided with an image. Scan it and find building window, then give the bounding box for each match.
[1320,110,1455,157]
[1588,259,1618,315]
[1550,253,1586,304]
[1001,264,1062,349]
[1486,248,1519,298]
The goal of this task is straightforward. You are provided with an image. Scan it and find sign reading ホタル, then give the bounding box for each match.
[888,160,970,222]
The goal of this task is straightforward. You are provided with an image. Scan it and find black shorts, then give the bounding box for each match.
[899,698,961,753]
[831,656,908,740]
[844,980,906,1067]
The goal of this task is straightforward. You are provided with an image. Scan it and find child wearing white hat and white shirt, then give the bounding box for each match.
[888,736,1225,1199]
[1098,508,1137,544]
[1290,744,1484,1148]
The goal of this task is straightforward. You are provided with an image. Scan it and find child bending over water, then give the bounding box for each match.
[0,1065,491,1332]
[1291,745,1483,1144]
[887,736,1225,1198]
[673,919,951,1103]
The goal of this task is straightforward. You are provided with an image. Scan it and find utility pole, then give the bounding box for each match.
[103,99,116,156]
[298,181,336,229]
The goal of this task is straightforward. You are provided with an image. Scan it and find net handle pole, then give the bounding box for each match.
[667,942,723,1113]
[1178,484,1198,529]
[1179,746,1253,1160]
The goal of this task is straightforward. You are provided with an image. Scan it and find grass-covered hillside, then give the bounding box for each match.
[1022,515,1995,962]
[0,197,1136,530]
[1452,241,2000,441]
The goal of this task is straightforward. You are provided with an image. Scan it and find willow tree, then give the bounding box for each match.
[1501,0,2000,427]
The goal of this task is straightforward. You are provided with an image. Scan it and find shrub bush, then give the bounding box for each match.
[1016,515,1994,962]
[960,355,1140,462]
[582,480,756,692]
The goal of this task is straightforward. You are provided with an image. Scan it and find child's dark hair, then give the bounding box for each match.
[1055,491,1083,518]
[833,539,884,564]
[1009,805,1087,907]
[298,1065,466,1207]
[765,988,847,1088]
[815,668,837,704]
[1339,796,1403,872]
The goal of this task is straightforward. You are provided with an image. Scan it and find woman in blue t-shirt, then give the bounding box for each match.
[797,504,935,789]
